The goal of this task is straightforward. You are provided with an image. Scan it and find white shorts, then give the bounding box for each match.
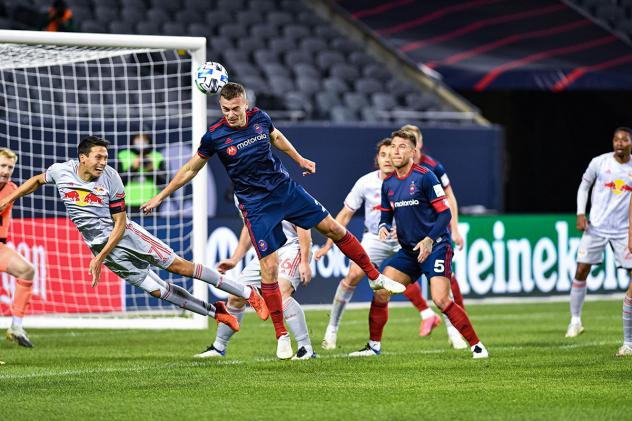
[91,221,177,286]
[238,242,304,291]
[361,232,401,268]
[577,229,632,269]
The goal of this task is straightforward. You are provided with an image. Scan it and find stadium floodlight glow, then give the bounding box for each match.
[0,30,209,329]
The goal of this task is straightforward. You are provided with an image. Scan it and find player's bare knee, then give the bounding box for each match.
[279,278,294,299]
[149,289,161,298]
[347,265,365,286]
[166,258,193,277]
[432,295,451,311]
[374,289,390,303]
[17,264,35,281]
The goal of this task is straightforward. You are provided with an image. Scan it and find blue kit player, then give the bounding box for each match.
[142,82,404,359]
[349,130,488,359]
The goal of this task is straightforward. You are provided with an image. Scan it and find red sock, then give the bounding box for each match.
[442,302,479,346]
[335,231,379,280]
[450,274,465,309]
[369,298,389,341]
[404,282,429,312]
[260,282,287,339]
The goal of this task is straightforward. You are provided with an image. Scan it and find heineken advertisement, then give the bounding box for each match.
[203,215,629,303]
[453,215,629,297]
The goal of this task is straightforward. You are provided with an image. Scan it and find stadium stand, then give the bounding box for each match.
[0,0,480,123]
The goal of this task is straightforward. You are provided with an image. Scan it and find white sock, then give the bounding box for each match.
[570,278,587,321]
[213,305,245,352]
[420,308,435,319]
[325,324,338,337]
[368,340,381,351]
[11,316,23,329]
[283,297,311,350]
[328,279,356,329]
[571,316,582,325]
[194,263,249,298]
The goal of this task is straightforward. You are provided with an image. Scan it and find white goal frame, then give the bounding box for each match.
[0,30,208,329]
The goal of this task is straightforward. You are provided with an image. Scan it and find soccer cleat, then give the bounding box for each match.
[448,333,469,350]
[615,344,632,357]
[247,286,269,321]
[321,331,337,350]
[0,360,4,365]
[292,346,317,360]
[419,314,441,337]
[565,322,584,338]
[471,342,489,359]
[368,273,406,294]
[348,343,381,357]
[5,326,33,348]
[214,301,240,332]
[194,345,225,358]
[277,333,293,360]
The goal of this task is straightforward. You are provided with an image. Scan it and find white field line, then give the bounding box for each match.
[0,340,622,380]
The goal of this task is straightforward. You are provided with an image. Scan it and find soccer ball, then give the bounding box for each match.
[194,61,229,95]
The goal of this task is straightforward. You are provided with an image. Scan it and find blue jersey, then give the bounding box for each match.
[419,153,450,188]
[197,107,290,202]
[379,164,450,251]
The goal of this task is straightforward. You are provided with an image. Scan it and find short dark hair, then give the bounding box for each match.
[390,129,417,148]
[219,82,246,100]
[78,136,109,157]
[374,138,391,168]
[615,127,632,139]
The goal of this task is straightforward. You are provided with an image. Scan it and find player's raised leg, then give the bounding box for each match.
[1,245,35,348]
[315,216,405,294]
[567,262,590,337]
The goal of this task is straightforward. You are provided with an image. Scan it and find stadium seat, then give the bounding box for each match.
[283,25,311,40]
[237,37,266,53]
[236,10,261,26]
[239,75,269,92]
[94,7,118,23]
[316,91,342,110]
[219,23,244,40]
[269,38,296,55]
[253,50,280,67]
[291,63,320,79]
[80,20,108,33]
[188,22,212,37]
[146,8,170,26]
[261,63,291,79]
[231,61,263,78]
[371,93,398,110]
[330,63,360,81]
[162,22,186,36]
[329,105,358,122]
[316,51,346,70]
[267,11,293,27]
[284,51,314,66]
[209,37,234,53]
[223,50,250,65]
[322,77,349,94]
[298,11,326,26]
[296,77,321,95]
[343,92,369,111]
[251,23,278,40]
[205,11,232,31]
[284,91,313,115]
[299,37,328,54]
[313,24,340,40]
[250,0,275,13]
[361,107,390,123]
[148,0,181,14]
[71,6,93,22]
[184,0,211,11]
[216,0,245,12]
[355,78,382,95]
[405,93,438,110]
[331,38,359,54]
[348,51,375,67]
[268,76,295,93]
[363,64,392,81]
[387,79,418,98]
[136,21,161,35]
[109,21,133,34]
[175,9,204,24]
[119,9,144,25]
[121,0,146,11]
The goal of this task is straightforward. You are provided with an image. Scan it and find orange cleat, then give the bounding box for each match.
[214,301,240,332]
[247,286,269,320]
[419,313,441,337]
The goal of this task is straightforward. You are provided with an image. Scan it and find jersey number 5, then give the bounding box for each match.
[434,259,445,273]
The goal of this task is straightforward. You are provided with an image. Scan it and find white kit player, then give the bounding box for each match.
[196,197,315,360]
[567,128,632,355]
[0,136,270,333]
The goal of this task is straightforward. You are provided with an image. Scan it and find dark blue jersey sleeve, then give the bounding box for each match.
[197,130,216,159]
[422,171,450,213]
[379,180,393,230]
[259,109,275,134]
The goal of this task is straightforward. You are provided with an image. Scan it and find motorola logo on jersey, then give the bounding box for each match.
[393,199,420,208]
[226,146,237,156]
[236,133,267,151]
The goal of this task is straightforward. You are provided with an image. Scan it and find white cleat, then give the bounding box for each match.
[615,344,632,357]
[348,343,381,357]
[277,333,293,360]
[292,346,317,360]
[448,333,469,350]
[471,342,489,359]
[194,345,225,358]
[368,274,406,294]
[321,331,337,350]
[565,322,584,338]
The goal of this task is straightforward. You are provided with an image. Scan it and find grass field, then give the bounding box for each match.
[1,299,630,420]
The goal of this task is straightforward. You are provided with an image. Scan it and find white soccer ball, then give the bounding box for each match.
[194,61,229,95]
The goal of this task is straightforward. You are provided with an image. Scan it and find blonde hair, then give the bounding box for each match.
[0,148,17,162]
[400,124,422,145]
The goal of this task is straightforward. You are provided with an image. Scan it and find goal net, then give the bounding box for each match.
[0,30,208,329]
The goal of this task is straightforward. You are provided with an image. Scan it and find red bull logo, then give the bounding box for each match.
[604,179,632,195]
[63,189,103,206]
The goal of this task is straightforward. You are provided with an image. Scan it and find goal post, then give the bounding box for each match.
[0,30,209,329]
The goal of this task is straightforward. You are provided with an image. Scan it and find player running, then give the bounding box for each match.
[196,206,316,360]
[0,148,36,348]
[141,82,404,359]
[349,130,488,359]
[566,128,632,353]
[0,136,270,333]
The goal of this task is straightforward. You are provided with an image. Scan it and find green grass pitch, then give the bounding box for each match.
[1,300,630,420]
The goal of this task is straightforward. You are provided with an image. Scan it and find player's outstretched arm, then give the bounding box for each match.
[269,129,315,175]
[297,228,313,285]
[444,185,463,249]
[314,206,355,260]
[0,173,46,213]
[216,225,252,273]
[141,154,207,214]
[89,211,126,287]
